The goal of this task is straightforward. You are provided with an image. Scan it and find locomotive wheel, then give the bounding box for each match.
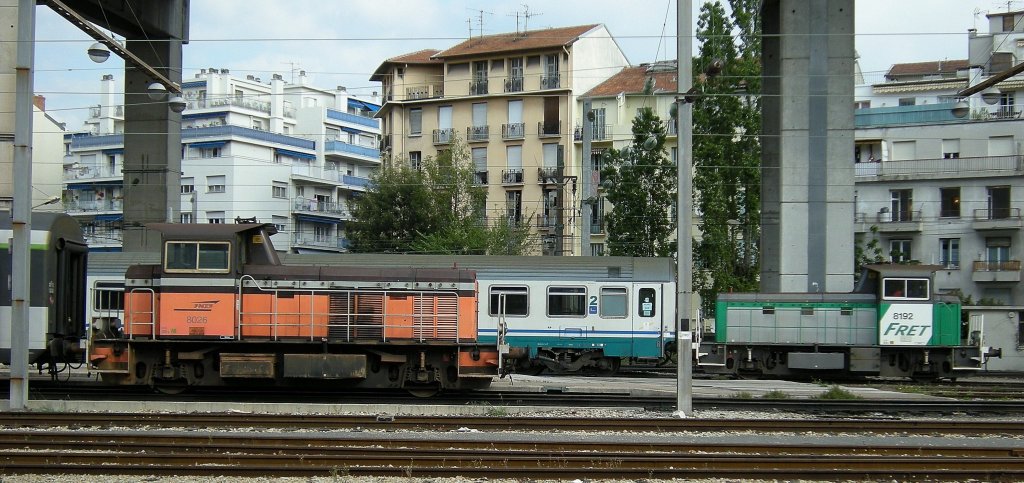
[153,382,188,395]
[594,357,621,376]
[406,385,440,398]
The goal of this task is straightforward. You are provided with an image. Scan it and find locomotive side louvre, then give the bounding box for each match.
[699,264,991,379]
[0,211,87,367]
[88,223,495,393]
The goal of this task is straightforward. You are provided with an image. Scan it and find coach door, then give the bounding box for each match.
[633,284,662,356]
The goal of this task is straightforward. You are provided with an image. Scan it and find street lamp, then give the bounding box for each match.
[147,82,168,101]
[87,42,110,63]
[168,95,187,113]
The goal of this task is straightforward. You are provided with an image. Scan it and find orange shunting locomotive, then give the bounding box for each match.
[88,223,496,395]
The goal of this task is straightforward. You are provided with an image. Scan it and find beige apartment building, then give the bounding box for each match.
[371,24,628,255]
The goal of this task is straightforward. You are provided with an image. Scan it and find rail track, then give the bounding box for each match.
[0,422,1021,480]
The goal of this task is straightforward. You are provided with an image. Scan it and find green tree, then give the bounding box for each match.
[349,138,532,254]
[692,0,762,317]
[601,107,677,257]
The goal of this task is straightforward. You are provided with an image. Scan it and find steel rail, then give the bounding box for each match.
[1,412,1022,435]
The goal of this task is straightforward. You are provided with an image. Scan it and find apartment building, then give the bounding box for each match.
[575,61,680,256]
[854,9,1024,305]
[62,71,381,252]
[371,24,629,255]
[0,96,66,213]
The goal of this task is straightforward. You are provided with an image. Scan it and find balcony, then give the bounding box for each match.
[406,84,444,100]
[82,219,123,247]
[326,108,379,129]
[292,198,350,218]
[501,169,524,185]
[855,155,1024,180]
[972,260,1022,283]
[573,125,609,141]
[64,165,120,181]
[325,139,379,160]
[194,96,271,114]
[538,120,561,138]
[292,232,350,252]
[504,77,524,93]
[972,207,1023,231]
[470,79,488,96]
[540,73,560,90]
[474,171,487,185]
[538,167,560,184]
[64,199,123,214]
[467,125,489,143]
[501,123,525,140]
[432,128,455,145]
[853,209,922,233]
[663,120,678,135]
[590,218,605,235]
[855,103,961,128]
[505,210,523,226]
[537,215,556,230]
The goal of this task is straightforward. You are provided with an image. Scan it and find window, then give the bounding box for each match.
[93,281,124,312]
[251,119,263,130]
[986,237,1011,268]
[207,175,226,193]
[314,224,330,242]
[889,239,912,263]
[180,213,192,224]
[599,287,628,318]
[638,288,656,317]
[506,190,522,224]
[199,147,221,158]
[987,186,1011,219]
[591,243,604,256]
[939,187,960,218]
[506,145,522,170]
[941,139,960,159]
[547,286,585,317]
[207,211,225,224]
[272,215,287,234]
[939,238,960,269]
[1003,14,1015,32]
[882,278,929,300]
[898,97,915,106]
[409,151,422,171]
[164,241,230,273]
[409,108,422,135]
[891,140,916,160]
[854,100,871,109]
[272,182,287,199]
[890,189,912,221]
[988,135,1015,156]
[488,286,528,316]
[180,178,195,194]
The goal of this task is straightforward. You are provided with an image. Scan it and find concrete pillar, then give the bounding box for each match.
[760,0,855,293]
[121,38,183,251]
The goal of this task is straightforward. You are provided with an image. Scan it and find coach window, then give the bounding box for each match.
[600,287,628,318]
[489,286,528,316]
[638,288,656,317]
[165,241,231,273]
[548,286,586,317]
[882,278,929,301]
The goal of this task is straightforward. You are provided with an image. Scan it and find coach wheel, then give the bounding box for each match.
[153,382,188,395]
[406,384,440,398]
[594,357,621,376]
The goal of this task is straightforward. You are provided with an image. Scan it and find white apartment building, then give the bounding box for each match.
[854,9,1024,305]
[0,97,66,213]
[62,71,381,252]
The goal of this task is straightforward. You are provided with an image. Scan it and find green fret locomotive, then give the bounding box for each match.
[698,264,1000,380]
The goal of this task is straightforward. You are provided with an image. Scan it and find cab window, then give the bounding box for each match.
[882,278,929,301]
[165,241,231,273]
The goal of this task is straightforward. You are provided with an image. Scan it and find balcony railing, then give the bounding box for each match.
[590,219,605,234]
[501,169,524,184]
[501,123,525,140]
[854,209,922,233]
[855,155,1024,179]
[973,260,1021,272]
[325,139,379,159]
[474,171,487,185]
[292,232,350,251]
[504,77,524,93]
[505,210,523,225]
[326,108,379,129]
[573,125,608,141]
[467,125,489,142]
[540,74,560,90]
[538,167,560,183]
[406,84,444,100]
[64,165,120,180]
[432,128,455,145]
[537,215,556,230]
[470,79,488,96]
[972,207,1023,230]
[538,120,561,137]
[292,198,350,217]
[992,106,1021,119]
[64,199,123,212]
[663,120,678,135]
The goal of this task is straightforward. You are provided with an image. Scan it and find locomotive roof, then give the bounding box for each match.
[863,264,944,278]
[146,223,277,239]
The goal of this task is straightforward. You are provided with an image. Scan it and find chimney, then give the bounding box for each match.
[32,95,45,111]
[272,73,283,81]
[102,74,113,81]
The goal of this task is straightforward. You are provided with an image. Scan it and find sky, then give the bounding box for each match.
[31,0,1016,131]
